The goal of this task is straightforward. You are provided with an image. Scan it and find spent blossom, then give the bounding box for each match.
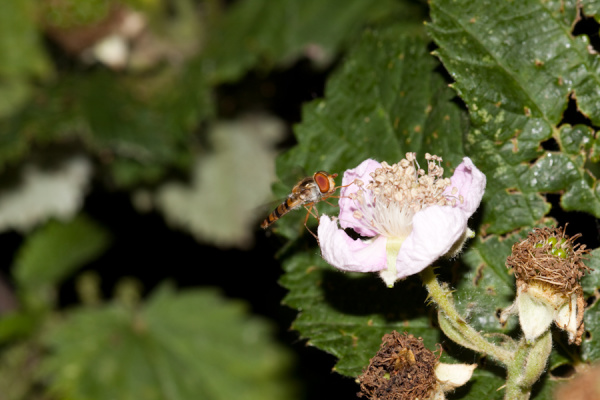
[357,331,476,400]
[318,153,486,286]
[500,226,591,345]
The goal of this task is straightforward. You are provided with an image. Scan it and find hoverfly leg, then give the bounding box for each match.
[332,178,358,192]
[304,203,320,220]
[326,179,358,204]
[303,204,320,240]
[324,198,339,207]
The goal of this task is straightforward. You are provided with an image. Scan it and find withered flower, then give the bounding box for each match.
[502,226,591,345]
[357,331,476,400]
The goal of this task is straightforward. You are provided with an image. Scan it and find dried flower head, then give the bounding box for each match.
[507,226,590,293]
[358,331,475,400]
[502,226,592,345]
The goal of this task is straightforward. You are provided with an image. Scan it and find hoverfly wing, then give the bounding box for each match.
[260,166,341,238]
[259,166,312,231]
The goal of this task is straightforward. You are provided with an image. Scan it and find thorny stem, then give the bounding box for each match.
[419,266,512,364]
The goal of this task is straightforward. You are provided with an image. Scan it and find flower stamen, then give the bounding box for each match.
[347,153,457,239]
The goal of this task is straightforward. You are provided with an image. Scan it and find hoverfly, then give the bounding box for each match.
[261,171,338,238]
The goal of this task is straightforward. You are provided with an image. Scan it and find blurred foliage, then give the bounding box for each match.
[14,215,110,299]
[0,0,599,399]
[0,217,297,400]
[202,0,425,82]
[0,0,51,117]
[153,115,284,248]
[41,285,296,400]
[0,156,92,233]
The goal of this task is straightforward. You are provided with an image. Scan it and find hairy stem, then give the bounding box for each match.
[505,342,532,400]
[420,266,512,364]
[504,331,552,400]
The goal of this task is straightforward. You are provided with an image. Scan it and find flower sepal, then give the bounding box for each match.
[433,362,477,398]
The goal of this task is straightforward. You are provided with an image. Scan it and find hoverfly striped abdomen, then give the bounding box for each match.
[261,171,338,232]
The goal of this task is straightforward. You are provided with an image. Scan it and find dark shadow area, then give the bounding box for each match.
[321,271,428,320]
[572,11,600,54]
[546,193,600,250]
[216,57,338,122]
[550,363,576,379]
[557,95,600,130]
[540,137,560,152]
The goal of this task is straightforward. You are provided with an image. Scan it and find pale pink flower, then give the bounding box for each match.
[318,153,486,286]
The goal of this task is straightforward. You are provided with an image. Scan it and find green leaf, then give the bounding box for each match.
[41,286,297,400]
[40,0,114,28]
[203,0,425,83]
[0,312,38,344]
[0,65,211,185]
[0,0,51,117]
[14,215,110,292]
[579,249,600,363]
[280,251,436,377]
[452,232,523,333]
[428,0,600,234]
[461,369,504,400]
[270,27,469,239]
[450,368,558,400]
[584,0,600,22]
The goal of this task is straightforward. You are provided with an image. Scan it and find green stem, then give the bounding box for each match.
[504,343,531,400]
[419,266,512,364]
[504,331,552,400]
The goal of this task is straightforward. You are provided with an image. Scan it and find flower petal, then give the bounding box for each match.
[447,157,486,216]
[340,158,381,192]
[338,159,381,236]
[318,215,387,272]
[395,206,467,279]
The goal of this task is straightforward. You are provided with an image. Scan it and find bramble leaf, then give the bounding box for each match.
[203,0,424,83]
[281,251,435,377]
[428,0,600,234]
[14,214,110,293]
[0,66,211,186]
[41,286,297,400]
[0,0,51,118]
[155,116,284,248]
[271,27,468,239]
